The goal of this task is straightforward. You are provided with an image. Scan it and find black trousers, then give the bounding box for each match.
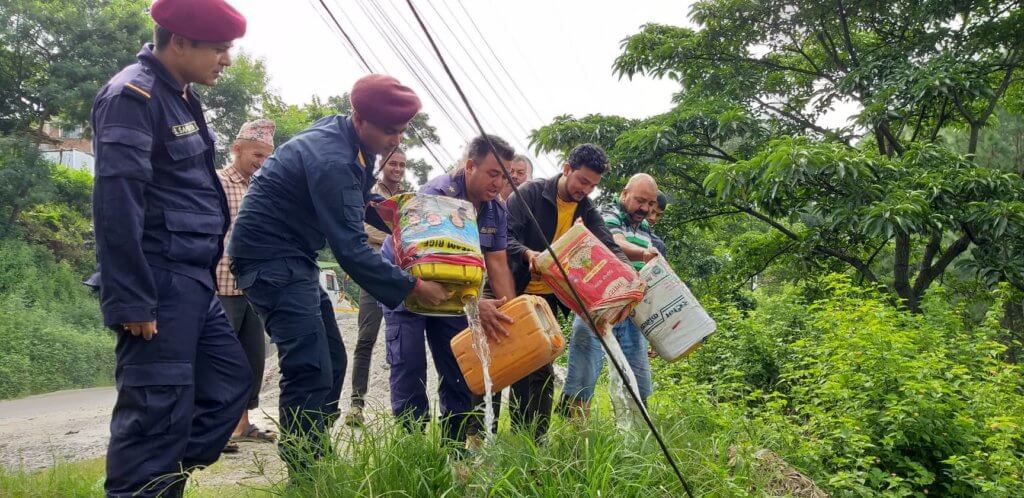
[219,294,266,410]
[350,286,384,408]
[105,267,250,498]
[234,257,346,474]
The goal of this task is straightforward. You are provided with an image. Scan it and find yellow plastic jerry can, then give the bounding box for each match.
[451,295,566,395]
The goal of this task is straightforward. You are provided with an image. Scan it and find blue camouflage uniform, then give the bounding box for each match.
[227,114,416,470]
[91,44,251,498]
[381,171,507,443]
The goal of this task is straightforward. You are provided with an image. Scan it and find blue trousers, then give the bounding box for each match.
[234,257,346,474]
[105,267,251,498]
[563,316,652,404]
[384,309,473,442]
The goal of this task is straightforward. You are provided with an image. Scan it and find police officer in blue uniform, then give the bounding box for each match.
[381,135,517,446]
[90,1,251,496]
[227,74,448,474]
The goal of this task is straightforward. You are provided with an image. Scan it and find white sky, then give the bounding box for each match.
[231,0,697,178]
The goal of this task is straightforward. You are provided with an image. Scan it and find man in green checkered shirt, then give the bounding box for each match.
[562,173,661,417]
[602,174,661,269]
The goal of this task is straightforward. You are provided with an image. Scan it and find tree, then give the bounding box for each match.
[532,1,1024,312]
[0,135,54,236]
[262,92,444,187]
[405,158,432,188]
[198,52,272,165]
[0,0,151,134]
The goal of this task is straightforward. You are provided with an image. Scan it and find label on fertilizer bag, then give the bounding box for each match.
[376,193,485,270]
[537,224,645,326]
[631,257,716,362]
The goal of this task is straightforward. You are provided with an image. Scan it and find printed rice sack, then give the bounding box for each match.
[535,224,645,331]
[375,193,484,315]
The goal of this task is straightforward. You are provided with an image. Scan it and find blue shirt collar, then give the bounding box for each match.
[137,43,192,96]
[340,116,376,169]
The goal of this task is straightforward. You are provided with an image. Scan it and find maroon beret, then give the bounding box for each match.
[151,0,246,43]
[350,74,422,127]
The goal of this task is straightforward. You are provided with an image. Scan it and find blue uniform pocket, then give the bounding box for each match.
[342,189,365,222]
[384,315,404,366]
[164,209,224,266]
[113,362,192,437]
[166,133,208,161]
[478,232,494,251]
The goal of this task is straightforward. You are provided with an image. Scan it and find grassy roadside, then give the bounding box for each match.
[0,394,785,498]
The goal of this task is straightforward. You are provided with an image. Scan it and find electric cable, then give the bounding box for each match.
[403,1,696,496]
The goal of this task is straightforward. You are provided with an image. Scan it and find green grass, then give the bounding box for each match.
[0,458,108,498]
[0,457,272,497]
[267,393,779,497]
[0,392,784,497]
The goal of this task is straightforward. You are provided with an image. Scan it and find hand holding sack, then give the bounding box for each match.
[535,224,646,333]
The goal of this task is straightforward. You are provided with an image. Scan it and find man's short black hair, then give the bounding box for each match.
[154,24,173,50]
[567,143,608,174]
[465,134,515,164]
[656,191,669,210]
[154,24,199,51]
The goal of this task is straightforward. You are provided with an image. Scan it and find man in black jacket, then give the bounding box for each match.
[503,143,628,439]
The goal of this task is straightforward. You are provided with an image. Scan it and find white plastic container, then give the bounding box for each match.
[630,257,716,362]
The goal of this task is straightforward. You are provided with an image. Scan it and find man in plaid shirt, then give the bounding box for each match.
[215,118,276,448]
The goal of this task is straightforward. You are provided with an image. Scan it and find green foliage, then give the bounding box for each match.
[0,143,95,271]
[19,202,93,271]
[263,91,442,160]
[0,239,114,399]
[533,1,1024,311]
[259,403,782,497]
[0,458,107,497]
[198,52,273,165]
[0,0,151,132]
[0,457,265,497]
[0,134,55,236]
[665,276,1024,496]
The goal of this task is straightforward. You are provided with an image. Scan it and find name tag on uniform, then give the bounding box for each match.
[480,227,497,234]
[171,121,199,137]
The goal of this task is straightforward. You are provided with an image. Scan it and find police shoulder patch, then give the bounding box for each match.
[117,66,155,101]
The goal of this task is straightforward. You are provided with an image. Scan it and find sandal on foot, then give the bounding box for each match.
[231,423,277,443]
[222,440,240,453]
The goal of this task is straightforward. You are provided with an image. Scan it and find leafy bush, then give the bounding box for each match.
[660,276,1024,496]
[0,238,113,398]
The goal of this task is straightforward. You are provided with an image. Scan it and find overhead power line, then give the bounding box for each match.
[313,0,452,171]
[401,1,696,496]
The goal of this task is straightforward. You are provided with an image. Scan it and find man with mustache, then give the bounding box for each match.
[562,173,660,418]
[499,154,533,201]
[646,191,669,256]
[381,135,517,448]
